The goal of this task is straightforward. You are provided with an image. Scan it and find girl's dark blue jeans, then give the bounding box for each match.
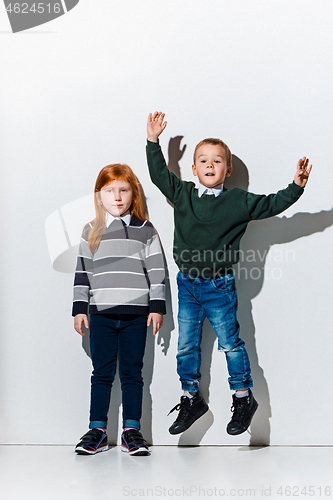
[88,313,148,430]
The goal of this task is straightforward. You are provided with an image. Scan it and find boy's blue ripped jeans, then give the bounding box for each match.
[176,271,253,392]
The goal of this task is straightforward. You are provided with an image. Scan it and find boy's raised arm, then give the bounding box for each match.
[247,157,312,221]
[146,111,184,203]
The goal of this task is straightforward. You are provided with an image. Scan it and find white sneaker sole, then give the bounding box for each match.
[75,444,109,455]
[121,445,151,456]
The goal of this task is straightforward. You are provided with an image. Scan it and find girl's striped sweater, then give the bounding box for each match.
[72,216,166,316]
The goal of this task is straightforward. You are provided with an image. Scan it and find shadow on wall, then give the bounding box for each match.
[45,182,174,445]
[167,137,333,446]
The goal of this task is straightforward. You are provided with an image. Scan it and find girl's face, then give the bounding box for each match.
[100,179,133,217]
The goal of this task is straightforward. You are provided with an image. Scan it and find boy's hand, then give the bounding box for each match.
[147,111,167,142]
[147,312,163,336]
[294,157,312,187]
[74,314,89,336]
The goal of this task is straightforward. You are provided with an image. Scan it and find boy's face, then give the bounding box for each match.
[192,144,232,189]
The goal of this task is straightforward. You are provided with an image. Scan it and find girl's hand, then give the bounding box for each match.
[294,157,312,187]
[147,112,167,142]
[147,312,163,336]
[74,314,89,336]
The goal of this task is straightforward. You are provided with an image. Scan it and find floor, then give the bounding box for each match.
[1,445,332,500]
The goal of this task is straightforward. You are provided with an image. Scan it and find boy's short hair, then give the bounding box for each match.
[193,138,232,167]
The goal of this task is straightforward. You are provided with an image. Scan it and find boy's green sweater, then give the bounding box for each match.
[146,140,304,278]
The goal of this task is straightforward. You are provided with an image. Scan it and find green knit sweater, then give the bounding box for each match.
[146,140,304,277]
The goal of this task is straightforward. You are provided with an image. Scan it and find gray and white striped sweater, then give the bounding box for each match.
[72,216,166,316]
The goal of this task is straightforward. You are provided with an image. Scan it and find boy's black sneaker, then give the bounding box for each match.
[168,393,209,435]
[121,429,150,456]
[226,389,258,435]
[75,428,108,455]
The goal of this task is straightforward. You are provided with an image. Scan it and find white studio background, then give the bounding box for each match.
[0,0,332,446]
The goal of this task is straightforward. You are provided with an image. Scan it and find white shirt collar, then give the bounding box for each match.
[197,182,223,198]
[106,212,131,228]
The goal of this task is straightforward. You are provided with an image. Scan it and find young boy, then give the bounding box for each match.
[146,111,312,436]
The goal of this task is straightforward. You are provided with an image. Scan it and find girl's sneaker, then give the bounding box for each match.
[75,428,108,455]
[121,429,150,456]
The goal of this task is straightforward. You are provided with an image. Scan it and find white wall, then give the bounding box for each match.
[0,0,332,445]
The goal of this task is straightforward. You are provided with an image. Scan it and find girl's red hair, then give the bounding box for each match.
[88,164,149,253]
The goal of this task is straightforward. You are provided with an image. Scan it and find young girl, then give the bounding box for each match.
[72,164,165,456]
